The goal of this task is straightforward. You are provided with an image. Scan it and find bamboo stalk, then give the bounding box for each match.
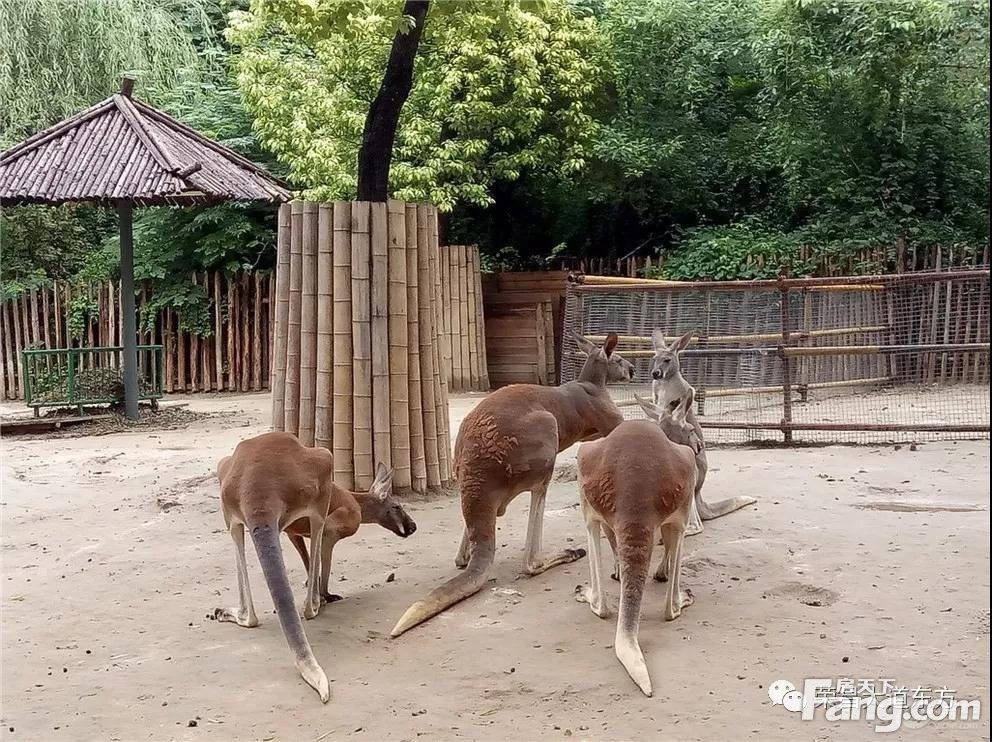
[198,274,209,390]
[266,272,275,392]
[177,304,188,392]
[252,272,262,391]
[284,202,304,431]
[387,200,412,488]
[333,201,355,488]
[189,274,200,391]
[450,246,463,390]
[473,246,490,389]
[370,202,392,471]
[458,244,472,391]
[406,203,427,492]
[298,202,319,446]
[53,281,62,349]
[417,204,440,489]
[164,309,174,393]
[440,245,453,388]
[0,306,8,401]
[213,271,223,391]
[428,207,450,483]
[2,301,17,398]
[314,204,334,451]
[240,273,250,392]
[351,201,374,489]
[226,273,236,392]
[271,205,292,428]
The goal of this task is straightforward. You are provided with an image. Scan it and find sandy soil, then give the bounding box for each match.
[1,392,989,741]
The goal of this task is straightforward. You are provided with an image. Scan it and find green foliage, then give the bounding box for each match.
[0,0,209,145]
[229,0,602,209]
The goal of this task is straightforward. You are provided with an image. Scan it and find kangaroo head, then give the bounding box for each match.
[650,329,693,382]
[574,332,635,385]
[634,390,702,454]
[361,463,417,538]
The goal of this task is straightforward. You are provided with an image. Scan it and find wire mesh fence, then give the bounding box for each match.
[560,269,990,444]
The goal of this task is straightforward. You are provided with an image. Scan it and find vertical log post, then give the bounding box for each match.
[406,203,427,492]
[387,200,412,488]
[779,273,794,444]
[298,202,319,446]
[417,205,440,489]
[270,204,292,429]
[351,201,374,489]
[371,203,392,472]
[284,202,304,431]
[333,202,355,488]
[314,204,334,451]
[118,202,139,420]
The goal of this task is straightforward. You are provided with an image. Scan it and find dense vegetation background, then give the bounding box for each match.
[1,0,988,309]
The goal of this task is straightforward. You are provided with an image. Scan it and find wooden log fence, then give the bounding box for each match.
[1,270,273,400]
[441,245,489,392]
[270,201,452,494]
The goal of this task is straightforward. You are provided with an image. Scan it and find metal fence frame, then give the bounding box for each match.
[562,268,990,443]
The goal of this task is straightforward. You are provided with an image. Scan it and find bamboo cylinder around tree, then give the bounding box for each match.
[406,203,427,492]
[416,204,441,489]
[387,200,412,489]
[333,202,355,488]
[314,204,334,452]
[429,208,451,483]
[370,202,392,472]
[284,202,304,432]
[298,202,319,446]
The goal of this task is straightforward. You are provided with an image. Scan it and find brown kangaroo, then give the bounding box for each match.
[285,462,417,604]
[575,392,699,696]
[390,332,633,637]
[212,431,332,702]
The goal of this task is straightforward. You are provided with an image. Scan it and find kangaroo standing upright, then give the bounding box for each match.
[650,329,756,534]
[391,332,633,637]
[212,432,332,702]
[575,393,700,697]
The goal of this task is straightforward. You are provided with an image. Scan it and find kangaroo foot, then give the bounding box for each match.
[211,607,258,628]
[574,584,612,618]
[522,547,586,577]
[320,592,344,605]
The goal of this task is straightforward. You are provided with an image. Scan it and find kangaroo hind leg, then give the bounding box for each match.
[213,521,259,628]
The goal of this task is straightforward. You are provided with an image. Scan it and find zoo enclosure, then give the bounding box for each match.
[561,269,990,444]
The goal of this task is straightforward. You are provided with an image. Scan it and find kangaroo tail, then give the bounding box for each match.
[696,493,757,521]
[249,523,329,703]
[615,523,653,696]
[391,537,496,638]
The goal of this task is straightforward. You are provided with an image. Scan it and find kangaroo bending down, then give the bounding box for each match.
[390,332,634,637]
[575,393,700,696]
[285,462,417,604]
[212,431,333,702]
[650,329,756,535]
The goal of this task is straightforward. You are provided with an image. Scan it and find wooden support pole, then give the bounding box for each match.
[387,200,412,488]
[314,204,334,451]
[332,202,355,488]
[371,202,392,471]
[298,202,319,446]
[429,207,450,482]
[351,201,374,489]
[214,270,225,393]
[779,275,794,444]
[473,246,490,389]
[118,202,139,419]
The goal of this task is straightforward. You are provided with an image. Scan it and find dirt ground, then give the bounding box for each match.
[1,392,989,741]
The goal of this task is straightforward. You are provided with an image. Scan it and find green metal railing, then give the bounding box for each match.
[21,345,164,416]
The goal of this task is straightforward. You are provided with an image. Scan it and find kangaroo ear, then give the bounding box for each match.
[603,332,619,357]
[671,331,695,353]
[634,393,662,422]
[572,332,596,356]
[651,329,668,351]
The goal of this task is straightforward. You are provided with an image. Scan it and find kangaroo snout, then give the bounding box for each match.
[651,369,662,380]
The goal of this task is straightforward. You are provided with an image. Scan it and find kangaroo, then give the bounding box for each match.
[212,431,332,702]
[285,462,417,605]
[650,329,756,535]
[575,392,699,697]
[390,332,634,637]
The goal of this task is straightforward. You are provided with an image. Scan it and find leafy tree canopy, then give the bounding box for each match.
[228,0,603,209]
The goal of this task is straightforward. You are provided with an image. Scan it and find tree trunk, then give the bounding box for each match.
[356,0,430,202]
